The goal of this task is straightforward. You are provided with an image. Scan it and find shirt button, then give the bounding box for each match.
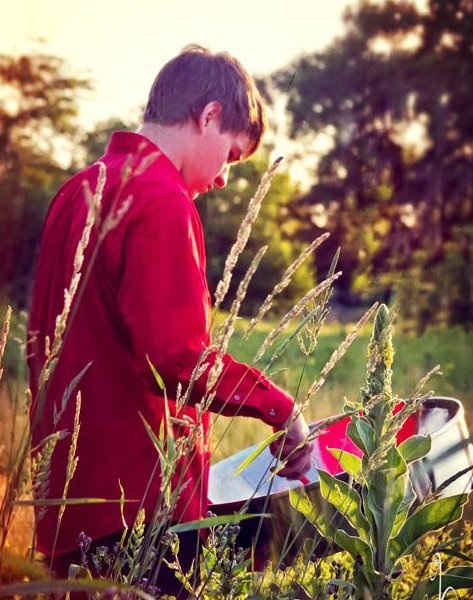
[269,409,276,418]
[233,394,240,401]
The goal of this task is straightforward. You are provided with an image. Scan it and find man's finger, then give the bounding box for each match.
[273,455,312,479]
[271,444,314,479]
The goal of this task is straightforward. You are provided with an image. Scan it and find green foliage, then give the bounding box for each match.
[290,304,471,598]
[212,318,473,443]
[396,234,473,333]
[0,53,90,308]
[198,522,253,598]
[1,104,472,598]
[268,0,473,327]
[81,116,139,165]
[2,299,473,598]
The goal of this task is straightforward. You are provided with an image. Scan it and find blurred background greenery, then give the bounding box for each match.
[210,315,473,461]
[1,0,472,456]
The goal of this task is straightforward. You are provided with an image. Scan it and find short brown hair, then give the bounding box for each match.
[143,45,267,156]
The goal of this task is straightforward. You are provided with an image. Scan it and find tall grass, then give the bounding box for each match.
[211,317,473,462]
[0,151,472,599]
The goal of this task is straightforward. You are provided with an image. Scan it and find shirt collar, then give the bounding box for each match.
[106,131,191,197]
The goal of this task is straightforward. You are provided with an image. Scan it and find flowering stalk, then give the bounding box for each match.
[291,304,470,599]
[214,157,282,311]
[245,232,330,340]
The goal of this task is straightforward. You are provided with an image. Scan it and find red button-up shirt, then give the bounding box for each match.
[27,132,294,556]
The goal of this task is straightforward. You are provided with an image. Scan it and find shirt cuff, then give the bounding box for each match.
[255,381,295,428]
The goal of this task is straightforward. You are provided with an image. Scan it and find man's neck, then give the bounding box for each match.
[136,122,195,172]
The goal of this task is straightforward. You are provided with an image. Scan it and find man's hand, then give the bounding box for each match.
[270,412,314,480]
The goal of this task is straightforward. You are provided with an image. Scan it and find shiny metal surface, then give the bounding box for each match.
[411,396,473,497]
[208,397,473,562]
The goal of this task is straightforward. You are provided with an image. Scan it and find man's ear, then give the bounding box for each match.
[198,101,222,132]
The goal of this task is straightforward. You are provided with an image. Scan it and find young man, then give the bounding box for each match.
[27,45,312,586]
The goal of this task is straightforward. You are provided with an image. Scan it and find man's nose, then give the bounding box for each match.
[214,165,229,188]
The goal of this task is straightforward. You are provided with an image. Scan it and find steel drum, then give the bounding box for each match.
[208,396,473,564]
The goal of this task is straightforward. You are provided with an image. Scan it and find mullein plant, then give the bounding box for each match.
[290,303,472,599]
[9,148,473,599]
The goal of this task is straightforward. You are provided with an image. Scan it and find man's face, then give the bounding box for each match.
[183,118,251,199]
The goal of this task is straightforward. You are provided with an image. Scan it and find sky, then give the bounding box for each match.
[0,0,354,128]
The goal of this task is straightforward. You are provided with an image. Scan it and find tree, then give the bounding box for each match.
[198,153,317,315]
[0,53,90,307]
[268,0,473,326]
[81,115,139,165]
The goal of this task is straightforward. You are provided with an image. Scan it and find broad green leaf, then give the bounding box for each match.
[365,466,406,560]
[362,447,407,563]
[347,417,378,456]
[390,477,417,540]
[289,488,337,540]
[289,488,317,521]
[318,470,370,542]
[327,448,362,479]
[334,529,375,572]
[398,435,431,464]
[390,494,469,560]
[388,445,408,476]
[440,546,473,563]
[414,566,473,599]
[232,558,252,575]
[233,431,284,476]
[443,565,473,581]
[202,546,217,573]
[169,512,271,533]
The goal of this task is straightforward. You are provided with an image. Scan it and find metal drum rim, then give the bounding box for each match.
[420,395,465,440]
[209,396,469,509]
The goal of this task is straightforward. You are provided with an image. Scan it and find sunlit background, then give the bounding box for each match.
[0,0,353,128]
[1,1,473,568]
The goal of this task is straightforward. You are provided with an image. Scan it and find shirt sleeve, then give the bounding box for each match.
[117,187,295,428]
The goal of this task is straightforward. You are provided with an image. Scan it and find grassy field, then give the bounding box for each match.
[211,315,473,462]
[1,304,473,596]
[2,303,472,464]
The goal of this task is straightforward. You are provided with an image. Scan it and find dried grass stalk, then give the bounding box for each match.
[0,306,12,382]
[206,246,268,399]
[50,391,81,561]
[245,232,330,340]
[214,157,282,311]
[303,302,379,410]
[253,273,341,363]
[39,164,107,388]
